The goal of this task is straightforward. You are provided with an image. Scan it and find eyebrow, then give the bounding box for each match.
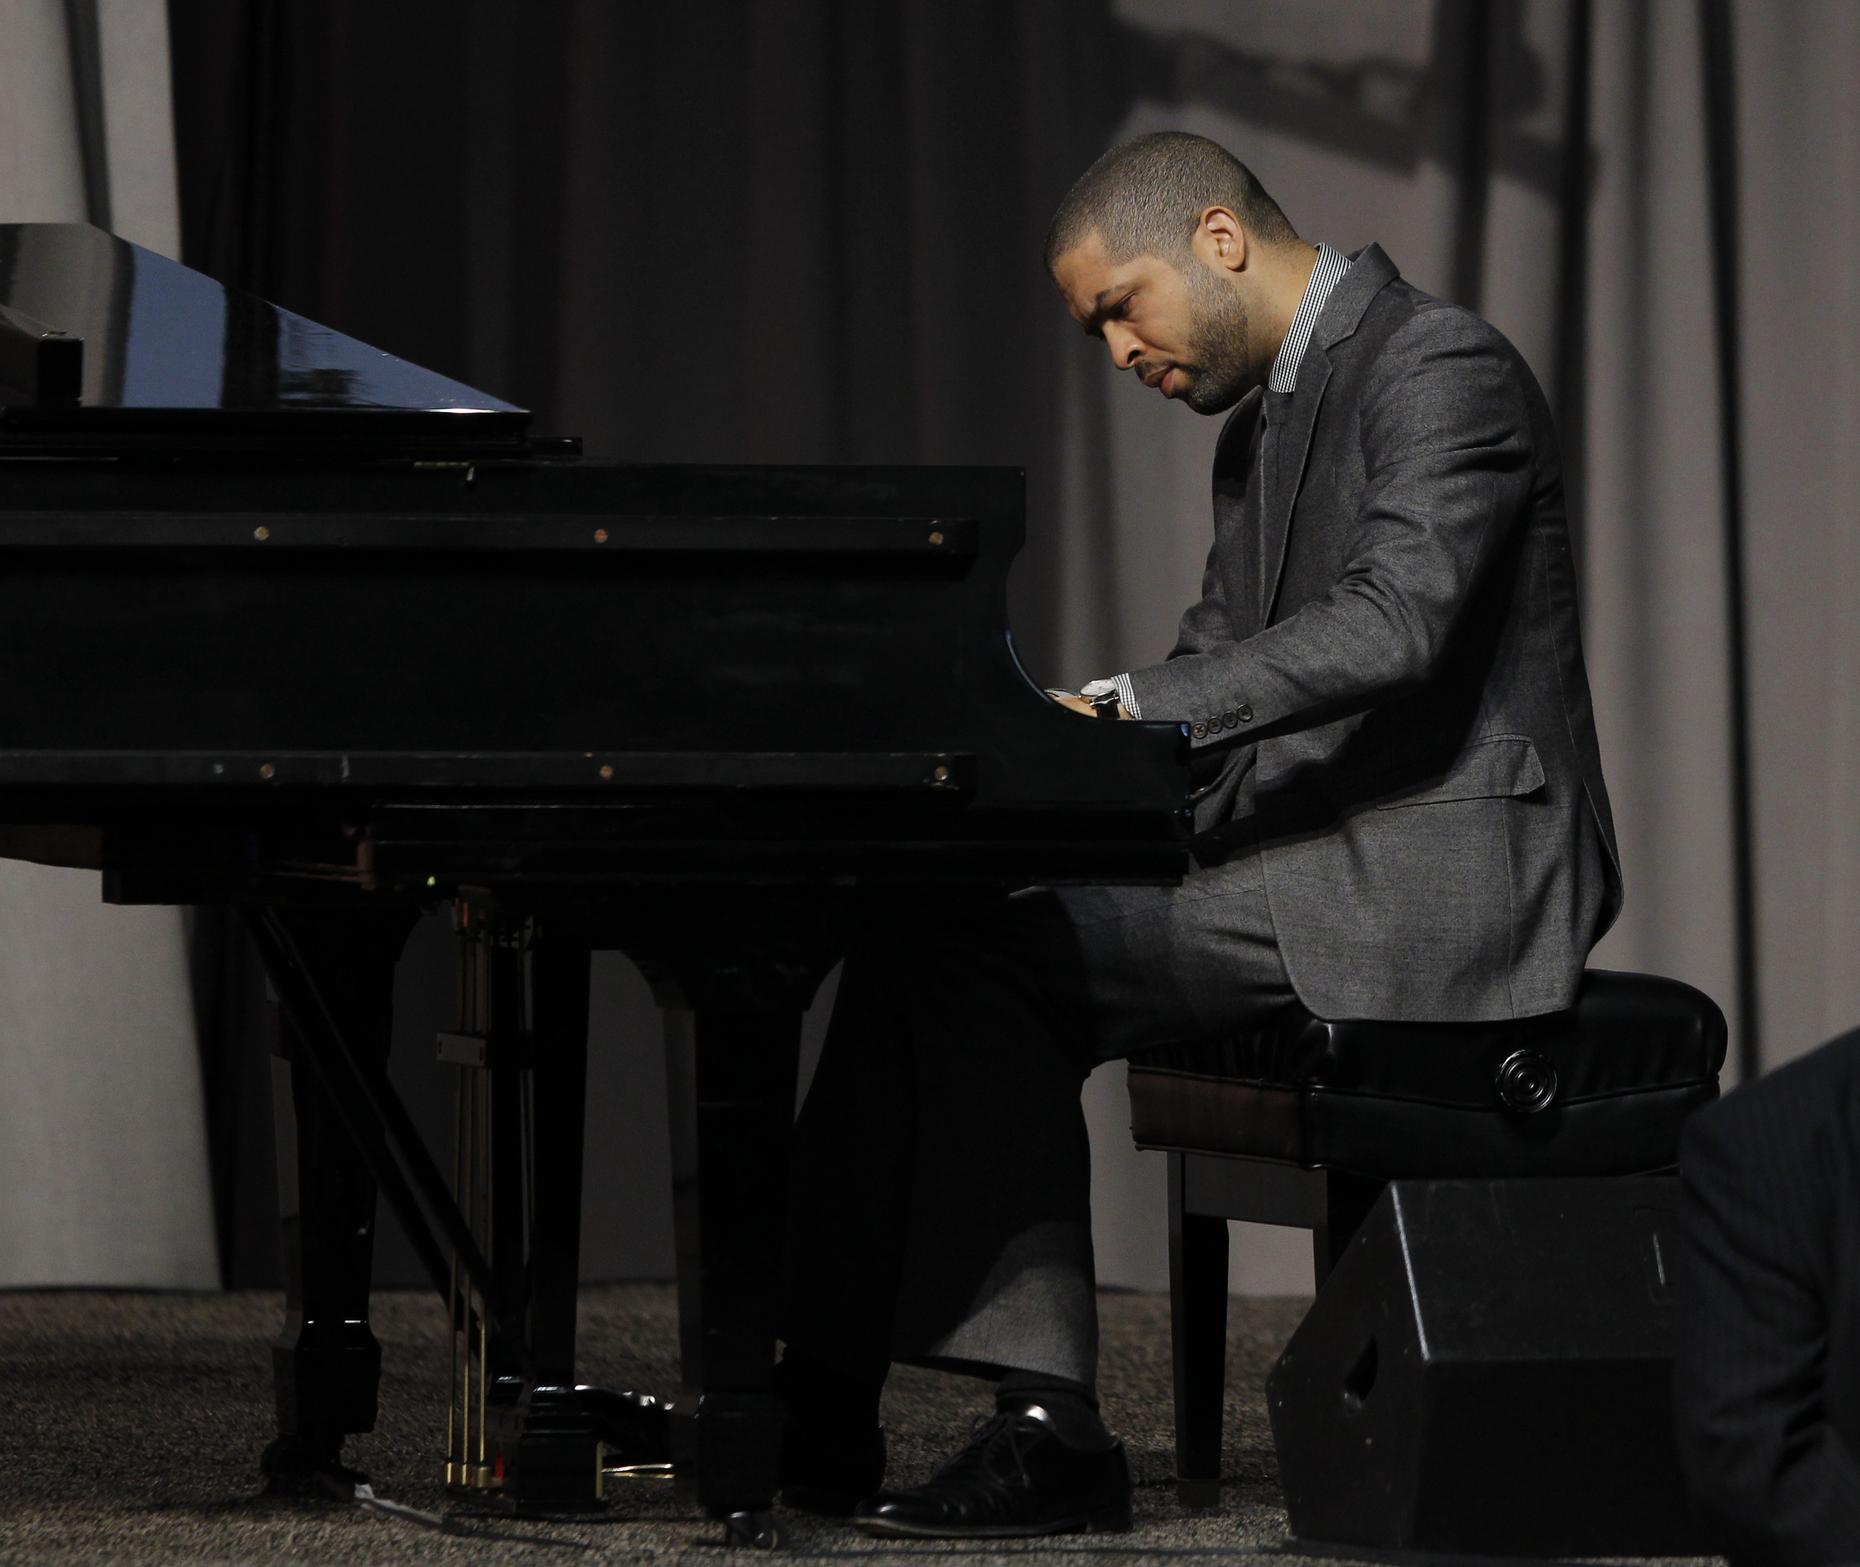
[1078,287,1130,337]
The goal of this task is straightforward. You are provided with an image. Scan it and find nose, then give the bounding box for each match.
[1103,323,1143,370]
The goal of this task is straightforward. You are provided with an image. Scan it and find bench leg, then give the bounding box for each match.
[1168,1152,1229,1508]
[1312,1171,1385,1287]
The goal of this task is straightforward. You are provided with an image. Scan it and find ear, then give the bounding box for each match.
[1194,205,1247,273]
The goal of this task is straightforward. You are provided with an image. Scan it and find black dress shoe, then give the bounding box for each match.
[852,1404,1131,1538]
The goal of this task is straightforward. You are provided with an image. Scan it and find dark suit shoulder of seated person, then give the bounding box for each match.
[1676,1025,1860,1566]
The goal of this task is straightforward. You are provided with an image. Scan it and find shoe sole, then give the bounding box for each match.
[852,1503,1132,1540]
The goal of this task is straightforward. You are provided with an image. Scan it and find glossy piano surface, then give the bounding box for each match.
[0,223,531,458]
[0,229,1190,1530]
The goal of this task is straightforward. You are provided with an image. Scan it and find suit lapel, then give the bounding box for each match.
[1258,351,1331,628]
[1211,387,1263,629]
[1213,386,1261,467]
[1251,243,1401,628]
[1212,388,1261,518]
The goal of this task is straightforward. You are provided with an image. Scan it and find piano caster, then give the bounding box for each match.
[259,1433,369,1497]
[1176,1478,1221,1510]
[723,1508,780,1549]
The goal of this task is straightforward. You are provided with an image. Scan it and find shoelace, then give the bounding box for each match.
[913,1410,1047,1514]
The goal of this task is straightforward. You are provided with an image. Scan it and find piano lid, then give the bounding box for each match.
[0,224,539,461]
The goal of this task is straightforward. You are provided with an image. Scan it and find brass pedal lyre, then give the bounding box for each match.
[440,901,535,1494]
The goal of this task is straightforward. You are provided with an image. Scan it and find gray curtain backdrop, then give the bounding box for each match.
[2,0,1854,1298]
[0,0,214,1289]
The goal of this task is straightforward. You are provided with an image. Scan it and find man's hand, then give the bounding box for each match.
[1047,691,1130,719]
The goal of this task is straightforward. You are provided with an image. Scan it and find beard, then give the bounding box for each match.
[1175,263,1252,414]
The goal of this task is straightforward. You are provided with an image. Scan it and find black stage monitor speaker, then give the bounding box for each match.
[1266,1178,1705,1557]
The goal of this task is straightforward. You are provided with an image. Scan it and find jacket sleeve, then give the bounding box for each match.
[1674,1088,1860,1565]
[1124,306,1533,748]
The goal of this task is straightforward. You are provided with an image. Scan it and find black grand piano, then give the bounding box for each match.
[0,224,1189,1543]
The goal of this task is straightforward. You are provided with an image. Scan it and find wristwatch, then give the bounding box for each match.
[1087,688,1123,719]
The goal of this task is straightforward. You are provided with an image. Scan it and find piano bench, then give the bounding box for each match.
[1125,967,1726,1510]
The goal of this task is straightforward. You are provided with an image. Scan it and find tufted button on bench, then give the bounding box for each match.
[1126,968,1727,1508]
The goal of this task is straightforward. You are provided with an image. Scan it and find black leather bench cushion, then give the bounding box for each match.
[1127,970,1726,1179]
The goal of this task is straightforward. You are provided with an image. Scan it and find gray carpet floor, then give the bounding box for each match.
[0,1286,1719,1565]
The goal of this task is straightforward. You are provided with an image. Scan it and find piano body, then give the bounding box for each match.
[0,224,1190,1541]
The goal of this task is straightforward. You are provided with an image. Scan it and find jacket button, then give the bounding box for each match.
[1222,708,1238,725]
[1238,703,1254,722]
[1191,722,1208,739]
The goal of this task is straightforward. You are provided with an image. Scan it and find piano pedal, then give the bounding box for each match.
[444,1381,680,1513]
[601,1459,676,1484]
[723,1508,781,1550]
[572,1383,673,1461]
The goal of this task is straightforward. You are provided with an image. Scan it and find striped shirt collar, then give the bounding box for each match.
[1267,242,1351,394]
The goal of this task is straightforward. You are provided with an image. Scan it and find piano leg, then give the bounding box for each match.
[662,1001,802,1546]
[526,935,591,1385]
[258,906,415,1489]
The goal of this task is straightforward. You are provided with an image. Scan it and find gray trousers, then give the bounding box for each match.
[781,840,1297,1389]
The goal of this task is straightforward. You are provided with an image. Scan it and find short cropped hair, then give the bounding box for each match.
[1043,132,1299,273]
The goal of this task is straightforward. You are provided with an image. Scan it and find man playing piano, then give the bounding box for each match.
[777,131,1622,1537]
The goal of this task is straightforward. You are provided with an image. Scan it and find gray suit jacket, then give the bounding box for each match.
[1126,245,1621,1022]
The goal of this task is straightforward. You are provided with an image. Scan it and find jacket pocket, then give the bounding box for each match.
[1373,734,1545,809]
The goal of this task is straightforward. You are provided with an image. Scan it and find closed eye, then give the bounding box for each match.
[1081,293,1136,337]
